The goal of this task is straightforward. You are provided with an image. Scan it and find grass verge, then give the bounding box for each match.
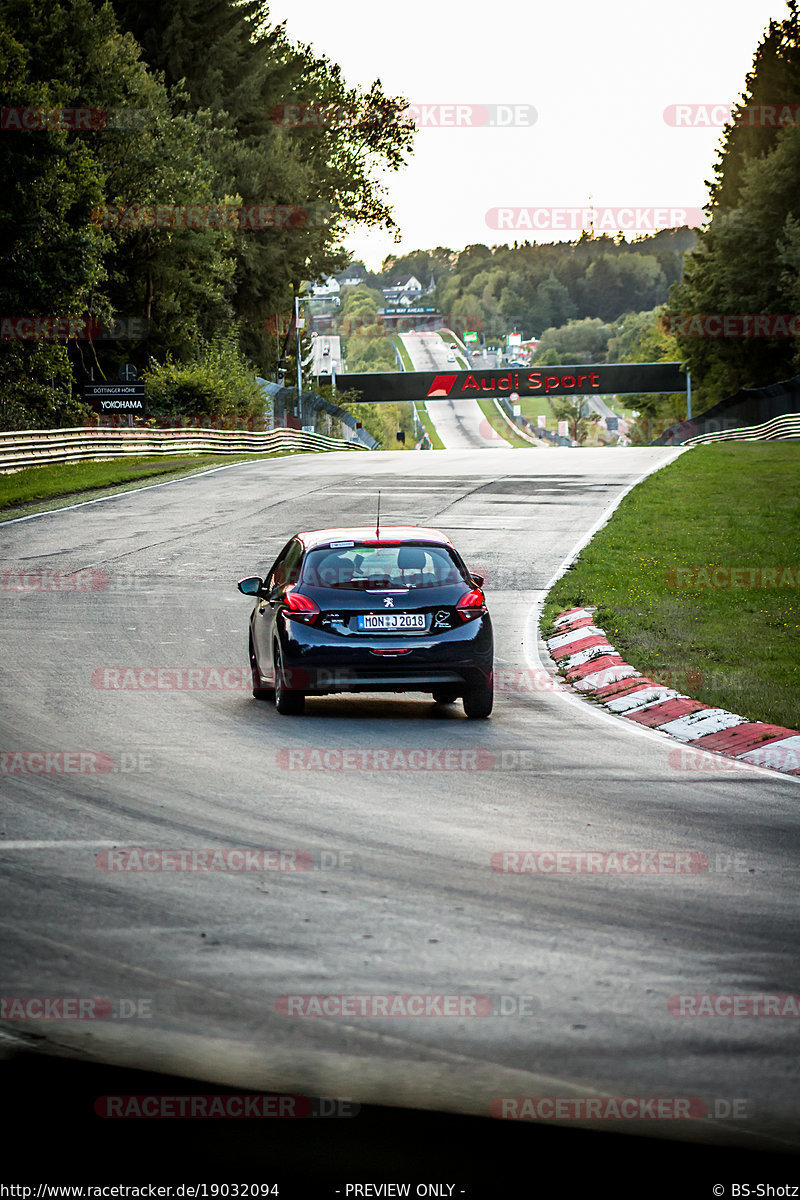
[475,399,537,449]
[519,396,554,424]
[392,336,414,371]
[413,402,445,450]
[541,443,800,730]
[0,452,293,521]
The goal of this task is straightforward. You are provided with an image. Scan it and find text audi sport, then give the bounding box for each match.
[237,526,493,717]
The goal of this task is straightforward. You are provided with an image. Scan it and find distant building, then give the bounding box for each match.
[311,275,340,298]
[336,263,367,288]
[382,275,424,306]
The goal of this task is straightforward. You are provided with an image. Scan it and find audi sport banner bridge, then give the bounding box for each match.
[336,362,687,403]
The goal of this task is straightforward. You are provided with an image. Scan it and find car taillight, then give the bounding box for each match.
[456,588,486,622]
[284,588,320,624]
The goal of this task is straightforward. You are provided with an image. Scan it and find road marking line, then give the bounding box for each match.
[0,840,120,850]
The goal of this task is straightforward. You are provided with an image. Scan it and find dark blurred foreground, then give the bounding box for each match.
[0,1050,796,1196]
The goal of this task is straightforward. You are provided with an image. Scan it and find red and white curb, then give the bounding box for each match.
[545,607,800,777]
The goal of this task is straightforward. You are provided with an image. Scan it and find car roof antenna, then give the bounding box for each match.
[375,490,381,540]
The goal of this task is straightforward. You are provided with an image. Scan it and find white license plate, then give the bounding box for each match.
[357,613,426,631]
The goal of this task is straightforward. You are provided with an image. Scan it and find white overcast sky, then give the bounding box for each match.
[266,0,790,270]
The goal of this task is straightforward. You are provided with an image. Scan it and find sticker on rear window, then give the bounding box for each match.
[329,541,354,547]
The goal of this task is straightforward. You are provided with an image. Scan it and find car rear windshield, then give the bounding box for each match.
[301,544,469,590]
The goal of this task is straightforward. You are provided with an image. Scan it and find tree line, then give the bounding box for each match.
[381,232,696,335]
[0,0,413,428]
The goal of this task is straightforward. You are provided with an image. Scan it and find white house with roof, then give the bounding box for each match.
[310,275,341,298]
[382,274,424,305]
[336,264,367,288]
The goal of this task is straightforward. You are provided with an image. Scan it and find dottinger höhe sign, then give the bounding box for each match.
[336,363,686,403]
[82,382,145,414]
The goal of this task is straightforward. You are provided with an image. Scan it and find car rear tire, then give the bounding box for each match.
[249,634,272,700]
[432,687,460,705]
[463,681,493,719]
[274,644,305,715]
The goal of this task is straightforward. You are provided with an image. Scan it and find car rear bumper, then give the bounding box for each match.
[277,617,493,695]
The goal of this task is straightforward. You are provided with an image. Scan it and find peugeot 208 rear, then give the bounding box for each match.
[237,527,493,717]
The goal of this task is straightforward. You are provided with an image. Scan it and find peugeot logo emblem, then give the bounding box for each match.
[383,596,394,608]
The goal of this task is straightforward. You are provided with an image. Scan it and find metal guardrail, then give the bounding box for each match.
[0,425,371,469]
[682,413,800,447]
[257,380,379,449]
[494,396,573,446]
[491,398,544,445]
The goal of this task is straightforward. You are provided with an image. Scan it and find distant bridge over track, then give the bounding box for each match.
[336,362,687,403]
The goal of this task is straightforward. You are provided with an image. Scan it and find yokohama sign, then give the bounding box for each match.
[336,363,686,402]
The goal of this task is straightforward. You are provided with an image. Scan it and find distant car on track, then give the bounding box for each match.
[238,526,493,717]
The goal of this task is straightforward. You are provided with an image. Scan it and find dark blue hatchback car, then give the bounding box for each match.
[237,526,493,717]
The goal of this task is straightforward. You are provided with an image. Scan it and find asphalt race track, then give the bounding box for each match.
[400,334,510,448]
[1,446,799,1188]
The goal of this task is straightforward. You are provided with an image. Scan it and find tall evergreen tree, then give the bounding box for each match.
[0,1,109,425]
[667,2,800,407]
[0,0,251,421]
[709,1,800,211]
[106,0,414,372]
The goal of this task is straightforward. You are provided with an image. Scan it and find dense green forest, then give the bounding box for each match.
[0,0,413,428]
[369,229,695,335]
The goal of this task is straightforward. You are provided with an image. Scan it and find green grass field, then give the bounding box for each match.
[541,443,800,730]
[518,397,554,424]
[518,395,636,429]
